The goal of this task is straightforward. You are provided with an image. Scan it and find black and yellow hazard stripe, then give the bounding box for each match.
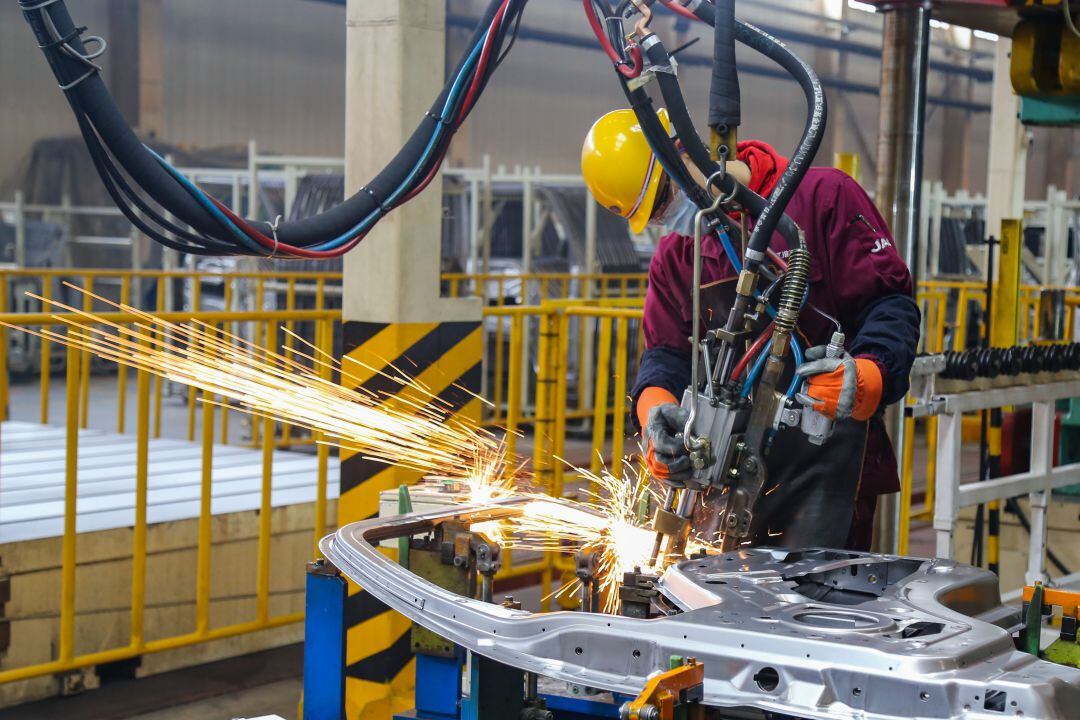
[338,320,481,719]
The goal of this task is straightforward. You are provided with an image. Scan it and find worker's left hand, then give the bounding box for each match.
[795,347,883,422]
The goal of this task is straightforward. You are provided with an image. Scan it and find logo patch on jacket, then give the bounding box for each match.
[871,237,892,254]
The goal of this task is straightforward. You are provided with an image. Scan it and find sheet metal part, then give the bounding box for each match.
[321,500,1080,720]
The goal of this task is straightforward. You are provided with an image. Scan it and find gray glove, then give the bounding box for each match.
[795,344,858,421]
[645,403,692,482]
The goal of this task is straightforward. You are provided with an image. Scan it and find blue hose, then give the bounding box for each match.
[787,336,804,397]
[148,27,488,254]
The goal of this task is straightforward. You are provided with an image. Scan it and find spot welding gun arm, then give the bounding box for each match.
[649,209,842,558]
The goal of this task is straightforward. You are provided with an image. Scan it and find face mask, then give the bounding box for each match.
[650,188,698,237]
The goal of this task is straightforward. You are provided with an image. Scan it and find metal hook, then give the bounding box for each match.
[684,190,727,452]
[266,215,283,259]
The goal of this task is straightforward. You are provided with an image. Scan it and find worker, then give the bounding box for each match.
[581,110,920,550]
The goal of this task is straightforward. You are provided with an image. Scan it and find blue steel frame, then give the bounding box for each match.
[302,560,625,719]
[304,560,347,720]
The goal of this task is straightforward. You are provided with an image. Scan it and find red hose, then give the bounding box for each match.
[767,249,788,271]
[730,321,775,381]
[661,0,703,23]
[583,0,643,78]
[398,1,510,206]
[202,3,516,258]
[210,197,365,259]
[458,0,509,124]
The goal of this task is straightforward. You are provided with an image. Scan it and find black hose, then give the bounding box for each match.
[709,0,741,132]
[21,0,509,249]
[641,35,803,248]
[618,71,712,211]
[683,2,827,257]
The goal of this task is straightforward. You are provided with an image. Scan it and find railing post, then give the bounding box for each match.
[60,191,74,266]
[0,274,8,422]
[590,317,613,483]
[481,154,493,276]
[521,167,533,275]
[553,311,570,497]
[468,177,481,281]
[927,182,944,278]
[933,406,962,560]
[130,337,151,651]
[898,413,915,555]
[533,309,553,495]
[581,200,599,418]
[257,320,276,623]
[610,318,630,479]
[314,317,333,555]
[1026,399,1054,586]
[248,139,260,221]
[196,386,215,635]
[115,276,130,432]
[231,173,243,214]
[13,190,26,268]
[78,277,93,429]
[39,278,52,425]
[284,164,298,219]
[505,313,524,462]
[59,342,81,664]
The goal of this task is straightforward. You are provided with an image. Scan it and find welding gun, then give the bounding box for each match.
[648,204,841,563]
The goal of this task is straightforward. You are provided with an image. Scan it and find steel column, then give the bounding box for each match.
[304,560,348,720]
[1027,400,1054,586]
[874,1,932,555]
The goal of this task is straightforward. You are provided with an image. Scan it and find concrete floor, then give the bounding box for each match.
[6,645,303,720]
[131,678,301,720]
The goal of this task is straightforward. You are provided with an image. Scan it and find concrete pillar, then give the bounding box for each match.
[815,0,844,161]
[104,0,164,137]
[874,2,932,556]
[138,0,165,138]
[939,50,972,193]
[985,39,1028,248]
[340,2,481,717]
[106,1,140,123]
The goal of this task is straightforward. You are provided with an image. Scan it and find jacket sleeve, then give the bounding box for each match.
[849,294,921,404]
[630,235,694,430]
[819,173,921,405]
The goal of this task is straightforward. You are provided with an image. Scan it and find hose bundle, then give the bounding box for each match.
[19,0,528,259]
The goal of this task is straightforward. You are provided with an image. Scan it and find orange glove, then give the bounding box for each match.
[796,351,883,422]
[637,387,691,482]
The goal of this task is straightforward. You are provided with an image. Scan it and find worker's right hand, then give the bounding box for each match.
[645,403,692,483]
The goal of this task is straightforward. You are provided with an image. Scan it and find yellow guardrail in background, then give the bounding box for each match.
[0,269,344,444]
[0,306,339,686]
[443,272,648,305]
[4,269,1080,680]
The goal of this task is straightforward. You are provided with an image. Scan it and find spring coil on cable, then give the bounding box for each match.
[774,246,810,334]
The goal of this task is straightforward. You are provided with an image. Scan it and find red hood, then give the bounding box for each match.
[737,140,789,198]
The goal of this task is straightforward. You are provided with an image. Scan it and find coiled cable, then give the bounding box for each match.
[774,245,810,335]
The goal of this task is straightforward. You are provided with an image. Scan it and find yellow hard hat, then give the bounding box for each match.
[581,109,672,234]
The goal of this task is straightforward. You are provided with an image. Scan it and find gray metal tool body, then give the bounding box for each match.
[650,193,831,557]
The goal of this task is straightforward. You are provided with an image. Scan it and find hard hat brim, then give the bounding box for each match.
[628,156,664,235]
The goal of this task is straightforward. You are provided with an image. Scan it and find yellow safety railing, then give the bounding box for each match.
[0,306,339,685]
[443,272,648,305]
[0,268,341,447]
[7,268,1080,674]
[916,280,1080,352]
[472,300,644,606]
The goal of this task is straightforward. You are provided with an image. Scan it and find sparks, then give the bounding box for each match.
[7,285,722,614]
[5,285,514,490]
